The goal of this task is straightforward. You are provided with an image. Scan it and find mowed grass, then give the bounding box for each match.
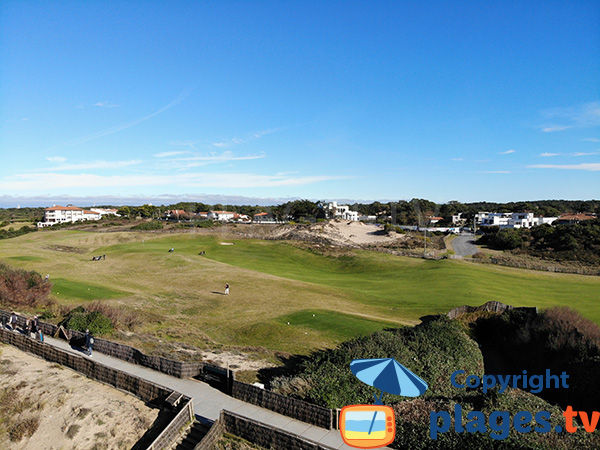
[51,278,127,303]
[0,229,599,354]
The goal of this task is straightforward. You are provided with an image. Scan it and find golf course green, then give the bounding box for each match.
[1,229,598,354]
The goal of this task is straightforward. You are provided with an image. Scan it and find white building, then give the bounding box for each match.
[452,213,466,225]
[38,205,102,227]
[323,202,366,221]
[208,211,236,221]
[478,212,557,229]
[90,208,120,217]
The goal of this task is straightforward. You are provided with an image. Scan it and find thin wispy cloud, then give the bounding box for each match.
[46,156,67,162]
[94,101,119,108]
[211,127,285,148]
[173,151,266,163]
[451,158,463,161]
[46,87,194,150]
[572,152,600,157]
[169,141,199,149]
[538,152,600,157]
[0,171,350,192]
[41,160,142,171]
[581,138,599,142]
[153,151,189,158]
[540,101,600,133]
[478,170,511,174]
[499,150,516,155]
[542,126,572,133]
[529,163,600,171]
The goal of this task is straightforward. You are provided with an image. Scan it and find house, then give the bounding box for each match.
[478,212,557,229]
[323,202,361,221]
[427,216,444,224]
[452,213,466,225]
[164,210,187,220]
[253,212,275,223]
[232,213,251,223]
[37,205,101,227]
[90,208,120,217]
[557,213,597,225]
[208,211,236,221]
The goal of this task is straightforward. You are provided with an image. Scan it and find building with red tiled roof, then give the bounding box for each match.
[557,213,597,225]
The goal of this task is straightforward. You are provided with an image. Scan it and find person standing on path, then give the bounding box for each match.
[85,329,94,356]
[30,316,39,339]
[224,283,229,295]
[8,311,18,331]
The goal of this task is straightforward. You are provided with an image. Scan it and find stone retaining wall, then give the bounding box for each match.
[221,410,336,450]
[0,309,223,381]
[0,310,339,432]
[148,399,194,450]
[194,420,225,450]
[231,380,334,429]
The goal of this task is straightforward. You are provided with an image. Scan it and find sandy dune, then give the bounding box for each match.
[0,344,158,450]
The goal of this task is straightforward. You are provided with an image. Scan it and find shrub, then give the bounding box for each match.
[272,317,483,408]
[85,301,141,330]
[0,262,54,310]
[8,416,39,441]
[59,306,114,335]
[391,390,600,449]
[130,220,164,230]
[474,307,600,413]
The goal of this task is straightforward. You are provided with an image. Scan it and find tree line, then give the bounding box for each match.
[0,199,597,226]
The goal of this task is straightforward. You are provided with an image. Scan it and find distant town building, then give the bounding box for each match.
[90,208,120,217]
[323,202,372,221]
[557,213,597,225]
[253,212,276,223]
[452,213,466,225]
[427,216,444,224]
[208,211,236,221]
[164,209,187,220]
[37,205,103,227]
[477,212,557,229]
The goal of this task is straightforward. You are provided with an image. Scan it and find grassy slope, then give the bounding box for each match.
[0,230,598,354]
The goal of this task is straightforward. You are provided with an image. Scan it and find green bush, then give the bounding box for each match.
[475,307,600,413]
[130,220,164,230]
[272,317,484,408]
[196,220,216,228]
[59,306,113,335]
[391,390,600,449]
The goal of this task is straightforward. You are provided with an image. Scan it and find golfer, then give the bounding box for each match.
[224,283,230,295]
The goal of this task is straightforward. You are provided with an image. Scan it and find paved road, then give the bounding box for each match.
[38,334,354,449]
[451,233,479,257]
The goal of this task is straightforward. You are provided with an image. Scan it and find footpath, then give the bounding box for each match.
[39,334,353,449]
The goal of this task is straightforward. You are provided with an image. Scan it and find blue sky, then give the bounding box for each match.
[1,1,599,207]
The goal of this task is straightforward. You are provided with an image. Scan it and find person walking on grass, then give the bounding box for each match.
[85,329,94,356]
[224,283,229,295]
